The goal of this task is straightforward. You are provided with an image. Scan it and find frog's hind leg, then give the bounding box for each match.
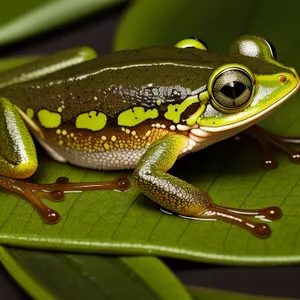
[133,134,282,238]
[244,125,300,170]
[0,97,130,224]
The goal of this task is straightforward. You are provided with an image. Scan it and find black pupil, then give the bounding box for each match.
[220,81,246,99]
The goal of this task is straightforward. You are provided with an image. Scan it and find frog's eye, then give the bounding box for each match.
[230,35,276,62]
[175,37,208,51]
[209,66,254,113]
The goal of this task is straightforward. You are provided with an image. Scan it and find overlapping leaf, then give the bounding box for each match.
[0,246,191,300]
[0,0,126,46]
[0,245,293,300]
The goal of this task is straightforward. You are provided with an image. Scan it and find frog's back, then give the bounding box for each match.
[0,47,220,119]
[0,47,242,170]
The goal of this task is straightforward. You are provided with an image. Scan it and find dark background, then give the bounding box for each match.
[0,3,299,299]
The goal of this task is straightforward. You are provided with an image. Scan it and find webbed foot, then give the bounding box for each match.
[0,175,130,224]
[161,204,282,239]
[243,125,300,170]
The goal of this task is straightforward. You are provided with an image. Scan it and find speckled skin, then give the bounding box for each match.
[48,122,173,169]
[133,134,212,215]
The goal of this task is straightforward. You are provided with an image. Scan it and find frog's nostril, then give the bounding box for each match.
[278,74,287,83]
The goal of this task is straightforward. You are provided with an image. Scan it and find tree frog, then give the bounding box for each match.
[0,35,299,238]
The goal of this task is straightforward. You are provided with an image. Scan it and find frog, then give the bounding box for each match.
[0,35,299,239]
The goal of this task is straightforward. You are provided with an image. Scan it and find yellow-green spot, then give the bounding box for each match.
[104,143,110,150]
[156,100,162,106]
[194,91,210,125]
[56,129,61,134]
[37,109,61,129]
[111,135,117,142]
[187,105,205,126]
[26,108,34,119]
[164,97,199,124]
[58,140,64,146]
[118,107,159,127]
[57,107,63,113]
[76,111,107,131]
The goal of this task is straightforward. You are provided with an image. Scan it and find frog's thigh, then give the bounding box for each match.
[133,134,211,216]
[0,97,37,178]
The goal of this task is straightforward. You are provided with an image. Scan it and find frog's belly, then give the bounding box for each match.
[39,137,148,170]
[35,124,173,170]
[65,148,148,170]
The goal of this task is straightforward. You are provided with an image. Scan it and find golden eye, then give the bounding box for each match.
[175,37,208,51]
[209,67,254,113]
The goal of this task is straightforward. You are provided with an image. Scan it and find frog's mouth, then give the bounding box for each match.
[174,123,234,154]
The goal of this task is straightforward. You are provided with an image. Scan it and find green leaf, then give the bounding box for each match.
[0,0,126,46]
[2,0,300,265]
[188,286,294,300]
[114,0,300,64]
[0,246,191,300]
[0,136,300,265]
[114,0,257,51]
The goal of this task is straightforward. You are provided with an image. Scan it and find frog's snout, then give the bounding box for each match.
[278,67,300,92]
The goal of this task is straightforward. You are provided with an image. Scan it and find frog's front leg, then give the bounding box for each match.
[133,134,282,238]
[244,125,300,170]
[0,97,130,224]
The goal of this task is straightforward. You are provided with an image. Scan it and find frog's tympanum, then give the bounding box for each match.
[0,36,299,238]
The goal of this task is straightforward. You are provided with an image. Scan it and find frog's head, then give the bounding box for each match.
[194,35,299,137]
